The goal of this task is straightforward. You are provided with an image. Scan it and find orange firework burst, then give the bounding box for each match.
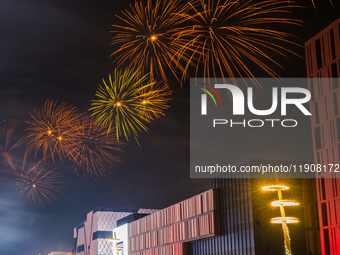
[25,100,79,162]
[174,0,301,82]
[137,81,172,120]
[90,68,172,144]
[16,160,65,207]
[69,115,124,178]
[110,0,192,86]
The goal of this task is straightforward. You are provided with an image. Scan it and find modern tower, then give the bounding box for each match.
[305,17,340,255]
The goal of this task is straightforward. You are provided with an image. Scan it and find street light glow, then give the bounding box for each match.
[271,200,299,207]
[271,217,299,224]
[263,184,298,255]
[262,185,289,191]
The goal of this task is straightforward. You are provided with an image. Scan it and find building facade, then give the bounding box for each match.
[305,17,340,255]
[103,165,318,255]
[185,160,320,255]
[126,189,218,255]
[74,208,158,255]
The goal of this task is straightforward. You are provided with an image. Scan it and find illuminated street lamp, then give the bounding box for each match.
[262,185,299,255]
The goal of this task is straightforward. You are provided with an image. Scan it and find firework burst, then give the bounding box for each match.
[174,0,301,83]
[110,0,193,86]
[25,100,79,162]
[69,115,124,178]
[90,68,172,144]
[16,160,65,207]
[136,81,172,120]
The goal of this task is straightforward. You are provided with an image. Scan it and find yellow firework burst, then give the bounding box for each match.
[110,0,193,86]
[174,0,301,82]
[89,68,172,144]
[16,160,65,207]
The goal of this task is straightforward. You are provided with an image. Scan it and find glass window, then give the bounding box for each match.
[314,127,322,150]
[315,39,323,70]
[334,92,338,116]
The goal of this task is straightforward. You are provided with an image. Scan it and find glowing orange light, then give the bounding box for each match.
[116,102,121,107]
[271,217,299,224]
[48,130,51,134]
[262,185,289,191]
[142,100,147,105]
[150,35,157,41]
[271,200,299,207]
[32,184,36,188]
[58,136,62,140]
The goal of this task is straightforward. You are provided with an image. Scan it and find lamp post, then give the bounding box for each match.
[262,185,299,255]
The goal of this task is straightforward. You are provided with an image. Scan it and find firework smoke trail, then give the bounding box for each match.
[0,119,23,174]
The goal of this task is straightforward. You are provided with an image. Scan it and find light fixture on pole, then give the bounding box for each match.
[262,185,299,255]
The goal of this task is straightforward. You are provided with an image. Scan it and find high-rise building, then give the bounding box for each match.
[73,208,158,255]
[305,17,340,255]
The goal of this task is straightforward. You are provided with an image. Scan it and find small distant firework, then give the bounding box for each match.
[0,119,23,173]
[25,100,79,162]
[0,114,7,138]
[70,116,124,178]
[90,68,172,144]
[110,0,192,86]
[16,160,65,207]
[174,0,301,82]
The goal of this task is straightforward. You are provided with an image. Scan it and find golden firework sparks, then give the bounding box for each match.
[24,100,79,162]
[110,0,193,86]
[174,0,301,83]
[136,81,172,120]
[89,68,172,144]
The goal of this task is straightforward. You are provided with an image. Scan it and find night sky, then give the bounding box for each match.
[0,1,340,255]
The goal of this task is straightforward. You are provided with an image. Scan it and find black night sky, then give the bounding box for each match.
[0,1,339,255]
